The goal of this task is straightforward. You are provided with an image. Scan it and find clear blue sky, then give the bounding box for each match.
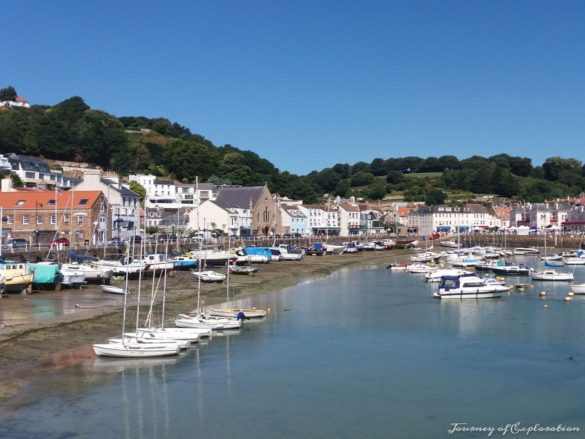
[2,0,584,175]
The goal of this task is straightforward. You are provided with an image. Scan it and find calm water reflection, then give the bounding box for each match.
[2,262,585,438]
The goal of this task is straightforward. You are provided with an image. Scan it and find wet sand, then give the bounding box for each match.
[0,250,407,402]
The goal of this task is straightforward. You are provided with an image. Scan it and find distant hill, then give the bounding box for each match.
[1,86,584,204]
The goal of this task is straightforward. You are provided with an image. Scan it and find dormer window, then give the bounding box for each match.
[47,199,56,205]
[16,200,25,206]
[78,198,88,206]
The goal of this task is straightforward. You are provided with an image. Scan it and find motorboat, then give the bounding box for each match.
[140,253,174,272]
[440,240,459,248]
[343,242,359,253]
[229,265,258,275]
[0,261,34,293]
[61,262,113,284]
[28,262,64,290]
[513,247,540,255]
[425,268,467,283]
[409,252,441,263]
[386,262,407,271]
[490,262,532,276]
[406,263,438,274]
[434,273,509,299]
[59,265,86,288]
[192,270,226,283]
[530,269,574,281]
[187,250,237,267]
[273,246,303,261]
[93,257,149,278]
[172,255,198,270]
[325,244,345,254]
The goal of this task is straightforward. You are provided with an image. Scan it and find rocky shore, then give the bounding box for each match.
[0,250,404,402]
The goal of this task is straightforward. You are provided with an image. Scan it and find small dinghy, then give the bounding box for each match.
[101,284,130,295]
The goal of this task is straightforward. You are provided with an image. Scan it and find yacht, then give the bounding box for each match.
[434,273,509,299]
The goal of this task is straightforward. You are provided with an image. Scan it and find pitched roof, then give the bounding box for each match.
[281,204,306,218]
[338,203,359,212]
[215,186,264,209]
[100,178,139,197]
[0,190,102,209]
[7,154,51,173]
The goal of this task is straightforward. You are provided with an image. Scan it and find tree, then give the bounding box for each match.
[543,157,582,181]
[128,181,146,205]
[11,173,23,188]
[351,161,371,174]
[425,189,446,205]
[386,170,404,185]
[0,86,17,101]
[367,179,387,200]
[76,110,130,171]
[350,172,375,187]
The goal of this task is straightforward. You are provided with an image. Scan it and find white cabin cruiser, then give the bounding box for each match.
[434,273,509,299]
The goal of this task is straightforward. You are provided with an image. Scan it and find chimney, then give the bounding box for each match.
[82,169,102,186]
[1,177,13,192]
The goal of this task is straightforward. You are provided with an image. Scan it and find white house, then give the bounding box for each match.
[187,200,244,236]
[129,174,180,208]
[7,154,79,189]
[409,204,501,236]
[337,203,361,237]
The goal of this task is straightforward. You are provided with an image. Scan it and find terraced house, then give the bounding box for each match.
[0,190,109,246]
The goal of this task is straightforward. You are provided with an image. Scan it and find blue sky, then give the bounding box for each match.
[2,0,584,175]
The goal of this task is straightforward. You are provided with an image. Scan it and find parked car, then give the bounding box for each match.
[107,237,124,247]
[7,238,29,249]
[127,235,142,244]
[157,234,177,243]
[48,238,70,247]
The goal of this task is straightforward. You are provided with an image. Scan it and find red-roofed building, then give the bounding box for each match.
[0,190,109,246]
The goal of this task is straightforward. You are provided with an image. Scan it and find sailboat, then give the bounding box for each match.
[175,223,243,330]
[207,248,268,319]
[93,240,182,357]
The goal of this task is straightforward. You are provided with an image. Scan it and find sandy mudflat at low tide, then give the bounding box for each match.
[0,250,405,402]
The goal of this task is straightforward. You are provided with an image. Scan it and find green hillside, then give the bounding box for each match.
[1,86,584,204]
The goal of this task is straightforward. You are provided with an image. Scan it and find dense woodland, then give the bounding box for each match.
[1,87,584,204]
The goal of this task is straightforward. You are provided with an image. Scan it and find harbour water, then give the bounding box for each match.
[2,258,585,438]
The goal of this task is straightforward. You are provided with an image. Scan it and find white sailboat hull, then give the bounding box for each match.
[93,341,180,357]
[570,283,585,294]
[208,307,267,319]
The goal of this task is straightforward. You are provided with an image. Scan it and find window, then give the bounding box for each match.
[77,215,85,225]
[37,215,43,225]
[16,200,25,206]
[64,214,70,223]
[47,199,56,205]
[25,172,35,178]
[7,215,13,224]
[50,215,56,225]
[23,215,29,225]
[78,198,88,206]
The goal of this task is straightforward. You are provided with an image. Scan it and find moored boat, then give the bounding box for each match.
[530,269,574,281]
[434,273,508,299]
[570,283,585,294]
[192,270,226,283]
